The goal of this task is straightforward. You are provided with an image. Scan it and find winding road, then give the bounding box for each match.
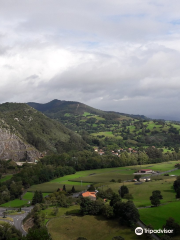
[0,206,33,236]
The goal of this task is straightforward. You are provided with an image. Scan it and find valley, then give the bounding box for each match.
[0,100,180,239]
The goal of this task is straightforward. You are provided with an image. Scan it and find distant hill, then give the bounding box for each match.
[0,102,86,161]
[27,99,106,116]
[27,99,147,119]
[27,99,180,150]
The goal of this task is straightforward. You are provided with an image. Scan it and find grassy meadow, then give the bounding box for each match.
[139,201,180,229]
[44,206,146,240]
[1,199,29,208]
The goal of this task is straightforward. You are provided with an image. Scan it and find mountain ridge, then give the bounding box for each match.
[27,99,148,119]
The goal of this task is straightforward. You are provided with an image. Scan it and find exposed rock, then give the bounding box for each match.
[0,128,40,162]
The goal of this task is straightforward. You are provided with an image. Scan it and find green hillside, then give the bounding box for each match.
[27,100,180,152]
[0,102,86,154]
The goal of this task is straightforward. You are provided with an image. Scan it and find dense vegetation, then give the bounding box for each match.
[0,160,75,205]
[27,99,180,152]
[0,102,86,155]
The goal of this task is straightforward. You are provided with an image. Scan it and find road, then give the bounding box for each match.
[0,206,33,236]
[151,168,178,176]
[137,220,160,240]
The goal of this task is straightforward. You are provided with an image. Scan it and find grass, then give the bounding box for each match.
[82,112,91,116]
[23,192,50,200]
[139,201,180,229]
[71,173,134,183]
[91,131,113,137]
[28,182,89,193]
[46,206,146,240]
[0,175,12,183]
[28,161,179,194]
[64,113,71,117]
[91,131,123,139]
[131,161,179,172]
[7,211,25,215]
[169,169,180,176]
[0,217,13,222]
[1,199,29,208]
[100,177,177,207]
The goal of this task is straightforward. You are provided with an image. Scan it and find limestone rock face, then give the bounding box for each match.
[0,128,40,162]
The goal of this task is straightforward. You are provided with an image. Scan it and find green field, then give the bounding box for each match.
[99,177,176,207]
[64,113,71,117]
[23,192,50,200]
[132,161,179,172]
[1,199,29,208]
[45,206,146,240]
[139,201,180,229]
[91,131,113,136]
[28,161,179,195]
[0,175,13,183]
[169,169,180,175]
[82,112,91,116]
[71,173,134,183]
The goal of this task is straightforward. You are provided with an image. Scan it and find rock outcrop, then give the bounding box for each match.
[0,128,40,162]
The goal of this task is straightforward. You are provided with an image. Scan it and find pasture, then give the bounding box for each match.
[27,161,179,196]
[1,199,29,208]
[23,192,50,200]
[170,169,180,175]
[46,206,146,240]
[98,177,177,207]
[139,201,180,229]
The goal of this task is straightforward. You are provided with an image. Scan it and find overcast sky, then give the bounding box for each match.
[1,0,180,120]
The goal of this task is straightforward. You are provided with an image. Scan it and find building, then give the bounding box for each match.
[138,169,152,174]
[82,191,97,200]
[139,177,151,182]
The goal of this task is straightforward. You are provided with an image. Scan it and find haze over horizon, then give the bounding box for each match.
[1,1,180,120]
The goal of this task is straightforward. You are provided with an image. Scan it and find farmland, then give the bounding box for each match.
[27,161,179,207]
[100,177,177,207]
[1,199,29,208]
[139,201,180,229]
[43,206,146,240]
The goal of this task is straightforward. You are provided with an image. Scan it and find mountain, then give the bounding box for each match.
[0,102,86,162]
[27,99,147,119]
[27,99,180,150]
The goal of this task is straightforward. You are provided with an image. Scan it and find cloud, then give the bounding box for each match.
[0,0,180,120]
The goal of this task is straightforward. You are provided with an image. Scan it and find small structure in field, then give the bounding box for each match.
[82,191,97,200]
[139,177,151,182]
[138,169,152,174]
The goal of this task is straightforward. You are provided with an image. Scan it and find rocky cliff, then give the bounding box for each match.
[0,102,86,162]
[0,128,40,162]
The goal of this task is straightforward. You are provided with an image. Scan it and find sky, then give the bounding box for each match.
[1,0,180,120]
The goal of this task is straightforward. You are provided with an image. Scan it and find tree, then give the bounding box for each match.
[134,175,141,181]
[163,217,180,237]
[118,201,139,227]
[123,193,133,200]
[26,226,52,240]
[71,186,76,193]
[119,186,129,198]
[80,197,103,215]
[102,205,114,219]
[110,193,121,207]
[176,187,180,198]
[87,184,95,191]
[63,185,66,192]
[32,191,43,205]
[150,190,163,207]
